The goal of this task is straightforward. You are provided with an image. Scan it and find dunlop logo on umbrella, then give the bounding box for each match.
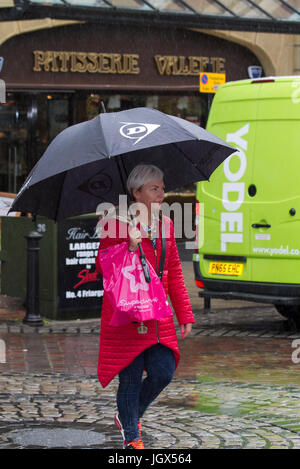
[119,122,160,145]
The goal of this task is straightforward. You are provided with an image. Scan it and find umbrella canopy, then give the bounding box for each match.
[9,107,235,221]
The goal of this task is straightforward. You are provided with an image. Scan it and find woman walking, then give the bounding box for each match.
[95,164,194,449]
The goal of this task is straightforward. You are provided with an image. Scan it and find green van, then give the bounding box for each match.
[193,76,300,326]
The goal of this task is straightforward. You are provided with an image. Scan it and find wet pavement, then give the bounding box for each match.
[0,244,300,450]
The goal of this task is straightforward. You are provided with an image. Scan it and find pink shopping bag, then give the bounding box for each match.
[99,242,173,327]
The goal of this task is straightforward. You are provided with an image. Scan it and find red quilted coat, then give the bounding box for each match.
[95,215,194,388]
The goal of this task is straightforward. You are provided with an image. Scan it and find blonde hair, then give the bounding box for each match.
[127,164,164,197]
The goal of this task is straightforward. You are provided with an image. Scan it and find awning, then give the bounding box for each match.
[2,0,300,33]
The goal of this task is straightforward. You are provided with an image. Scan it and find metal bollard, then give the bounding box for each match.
[204,296,211,312]
[23,230,44,327]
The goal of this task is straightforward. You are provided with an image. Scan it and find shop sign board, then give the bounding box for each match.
[57,217,103,312]
[0,24,261,91]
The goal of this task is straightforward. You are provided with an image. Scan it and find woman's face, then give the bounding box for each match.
[132,179,165,217]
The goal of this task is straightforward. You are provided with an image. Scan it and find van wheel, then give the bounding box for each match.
[275,305,300,329]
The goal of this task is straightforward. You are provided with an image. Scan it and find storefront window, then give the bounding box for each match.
[82,92,206,126]
[32,93,72,166]
[0,93,29,193]
[0,90,207,194]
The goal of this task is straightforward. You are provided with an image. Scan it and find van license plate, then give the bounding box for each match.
[209,262,244,276]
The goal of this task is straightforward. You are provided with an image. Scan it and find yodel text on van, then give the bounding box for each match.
[221,124,249,252]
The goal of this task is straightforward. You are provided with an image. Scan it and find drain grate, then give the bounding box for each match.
[8,427,106,448]
[0,423,116,449]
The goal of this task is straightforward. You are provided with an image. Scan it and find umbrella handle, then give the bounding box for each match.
[128,206,151,283]
[138,244,151,283]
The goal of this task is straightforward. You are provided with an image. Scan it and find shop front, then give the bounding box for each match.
[0,22,263,195]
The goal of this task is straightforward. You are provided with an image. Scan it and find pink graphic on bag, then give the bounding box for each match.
[121,255,150,293]
[98,242,173,327]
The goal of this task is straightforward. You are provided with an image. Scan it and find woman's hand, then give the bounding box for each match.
[180,323,193,339]
[129,227,142,251]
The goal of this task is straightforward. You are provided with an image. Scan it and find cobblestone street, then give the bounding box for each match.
[0,245,300,449]
[1,369,300,449]
[2,0,300,456]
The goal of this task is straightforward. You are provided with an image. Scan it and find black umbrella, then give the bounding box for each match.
[9,107,235,282]
[10,107,235,220]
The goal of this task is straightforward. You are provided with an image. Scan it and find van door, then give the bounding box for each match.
[249,80,300,285]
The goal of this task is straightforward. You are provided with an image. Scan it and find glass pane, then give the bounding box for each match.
[29,0,110,5]
[29,0,68,4]
[0,94,29,193]
[34,93,72,162]
[288,0,300,14]
[259,0,300,20]
[0,91,207,194]
[157,95,206,126]
[67,0,109,6]
[0,93,74,192]
[220,0,272,19]
[185,0,233,16]
[98,93,206,125]
[72,91,207,127]
[48,99,69,140]
[147,0,187,12]
[110,0,150,9]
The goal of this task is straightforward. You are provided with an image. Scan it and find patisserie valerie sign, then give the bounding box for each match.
[33,50,226,76]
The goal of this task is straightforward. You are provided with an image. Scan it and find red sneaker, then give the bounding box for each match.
[115,413,144,448]
[124,439,145,449]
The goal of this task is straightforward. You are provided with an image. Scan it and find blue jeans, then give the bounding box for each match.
[117,343,175,443]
